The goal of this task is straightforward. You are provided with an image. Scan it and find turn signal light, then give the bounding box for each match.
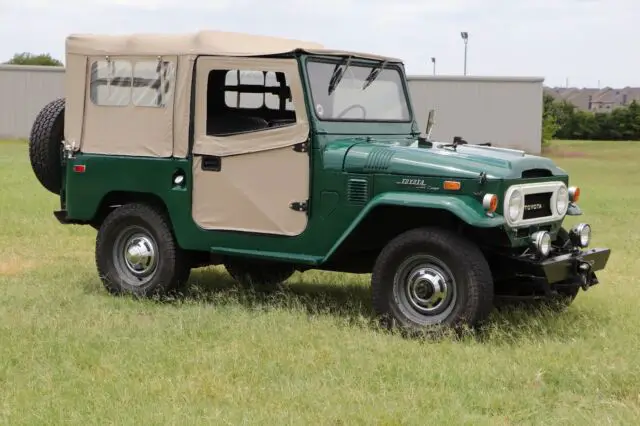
[483,193,498,213]
[569,186,580,202]
[443,180,461,190]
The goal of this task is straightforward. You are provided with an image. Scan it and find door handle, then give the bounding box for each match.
[201,155,221,172]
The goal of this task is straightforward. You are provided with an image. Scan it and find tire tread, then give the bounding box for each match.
[28,98,65,194]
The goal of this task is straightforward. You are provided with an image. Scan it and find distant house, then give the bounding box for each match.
[545,86,640,112]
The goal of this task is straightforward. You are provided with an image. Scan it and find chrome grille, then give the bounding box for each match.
[523,192,552,220]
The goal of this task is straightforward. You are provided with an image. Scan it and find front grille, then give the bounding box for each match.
[523,192,552,219]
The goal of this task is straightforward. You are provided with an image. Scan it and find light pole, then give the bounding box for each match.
[431,57,436,75]
[460,31,468,75]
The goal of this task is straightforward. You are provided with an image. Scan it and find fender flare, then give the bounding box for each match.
[321,192,505,263]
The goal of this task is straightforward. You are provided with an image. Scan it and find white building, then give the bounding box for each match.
[407,75,545,154]
[0,65,65,140]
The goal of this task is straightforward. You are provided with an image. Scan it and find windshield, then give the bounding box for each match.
[306,59,411,122]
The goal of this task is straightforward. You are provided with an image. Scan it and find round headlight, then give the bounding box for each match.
[556,186,569,215]
[508,190,523,222]
[532,231,551,256]
[570,223,591,247]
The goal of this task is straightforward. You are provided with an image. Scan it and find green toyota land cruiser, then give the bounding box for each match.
[28,30,611,331]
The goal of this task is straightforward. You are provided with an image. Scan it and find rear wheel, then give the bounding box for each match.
[95,203,190,297]
[371,227,494,332]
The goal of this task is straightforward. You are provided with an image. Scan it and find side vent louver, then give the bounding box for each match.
[364,148,394,171]
[347,178,369,205]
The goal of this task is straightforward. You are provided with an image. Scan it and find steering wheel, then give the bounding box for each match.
[336,104,367,119]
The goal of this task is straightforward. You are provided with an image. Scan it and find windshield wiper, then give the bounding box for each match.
[328,56,352,95]
[362,60,387,90]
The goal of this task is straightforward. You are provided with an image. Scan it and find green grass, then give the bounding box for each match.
[1,139,640,425]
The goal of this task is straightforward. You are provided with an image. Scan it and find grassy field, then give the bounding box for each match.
[1,139,639,425]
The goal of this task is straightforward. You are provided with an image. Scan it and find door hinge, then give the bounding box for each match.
[289,200,308,212]
[293,141,309,153]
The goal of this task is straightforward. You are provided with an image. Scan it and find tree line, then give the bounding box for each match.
[3,52,63,66]
[543,93,640,143]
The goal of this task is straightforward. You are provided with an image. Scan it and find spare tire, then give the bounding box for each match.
[29,98,65,194]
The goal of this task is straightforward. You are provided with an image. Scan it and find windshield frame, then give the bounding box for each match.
[303,55,414,124]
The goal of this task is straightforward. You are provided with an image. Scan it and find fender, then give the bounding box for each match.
[321,192,505,263]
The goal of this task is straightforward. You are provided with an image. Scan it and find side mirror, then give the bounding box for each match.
[425,109,436,140]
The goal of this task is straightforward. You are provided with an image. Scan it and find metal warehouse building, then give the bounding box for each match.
[407,75,545,154]
[0,65,65,140]
[0,65,544,154]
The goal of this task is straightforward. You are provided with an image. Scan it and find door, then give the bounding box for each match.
[191,56,311,236]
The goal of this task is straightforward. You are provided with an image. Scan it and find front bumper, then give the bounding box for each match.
[500,247,611,291]
[539,248,611,288]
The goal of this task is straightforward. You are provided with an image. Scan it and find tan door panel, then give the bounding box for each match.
[192,146,309,235]
[191,56,310,236]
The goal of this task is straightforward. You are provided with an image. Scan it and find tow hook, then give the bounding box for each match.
[578,261,593,291]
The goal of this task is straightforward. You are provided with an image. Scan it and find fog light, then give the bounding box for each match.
[531,231,551,257]
[570,223,591,247]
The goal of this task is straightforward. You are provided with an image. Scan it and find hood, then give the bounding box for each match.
[331,140,567,180]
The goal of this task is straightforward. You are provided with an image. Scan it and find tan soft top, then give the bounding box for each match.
[65,30,403,62]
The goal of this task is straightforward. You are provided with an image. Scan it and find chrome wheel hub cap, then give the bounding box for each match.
[113,226,159,287]
[406,266,449,314]
[393,254,457,323]
[124,235,156,276]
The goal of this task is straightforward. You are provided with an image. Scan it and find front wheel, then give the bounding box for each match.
[95,203,191,297]
[371,227,494,331]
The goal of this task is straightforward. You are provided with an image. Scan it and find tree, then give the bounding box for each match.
[541,94,559,145]
[543,93,640,141]
[4,52,63,66]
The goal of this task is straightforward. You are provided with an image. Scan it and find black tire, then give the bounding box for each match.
[29,98,65,194]
[95,202,190,297]
[371,227,494,331]
[225,258,296,292]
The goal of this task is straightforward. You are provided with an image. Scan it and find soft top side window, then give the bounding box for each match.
[89,59,175,108]
[206,68,296,137]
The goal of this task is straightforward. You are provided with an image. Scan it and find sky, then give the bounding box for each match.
[0,0,638,88]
